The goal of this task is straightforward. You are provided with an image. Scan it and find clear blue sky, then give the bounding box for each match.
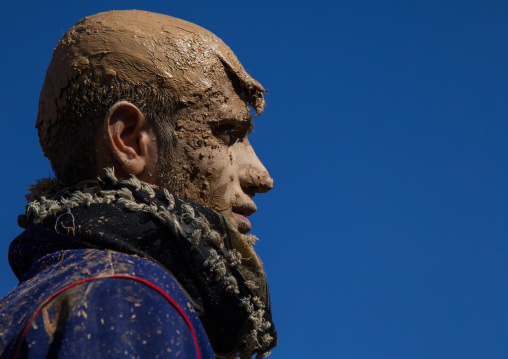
[1,1,507,358]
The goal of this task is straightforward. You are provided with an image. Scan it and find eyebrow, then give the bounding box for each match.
[209,111,252,125]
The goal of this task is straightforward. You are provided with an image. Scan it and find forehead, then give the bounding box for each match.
[181,73,251,122]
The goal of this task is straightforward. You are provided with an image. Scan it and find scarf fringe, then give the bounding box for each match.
[24,168,274,358]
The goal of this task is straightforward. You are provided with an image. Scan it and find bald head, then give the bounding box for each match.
[37,10,266,184]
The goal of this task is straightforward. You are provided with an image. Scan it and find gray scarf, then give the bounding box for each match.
[18,168,277,358]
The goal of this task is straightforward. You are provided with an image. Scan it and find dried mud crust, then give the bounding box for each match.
[37,10,266,168]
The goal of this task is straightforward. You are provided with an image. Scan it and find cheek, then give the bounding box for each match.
[195,143,231,176]
[195,147,236,208]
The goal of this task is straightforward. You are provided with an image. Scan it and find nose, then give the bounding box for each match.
[243,166,273,193]
[239,142,274,194]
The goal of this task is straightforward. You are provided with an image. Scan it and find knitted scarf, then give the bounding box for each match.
[17,168,277,359]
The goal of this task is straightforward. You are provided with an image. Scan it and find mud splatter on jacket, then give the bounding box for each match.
[0,224,215,359]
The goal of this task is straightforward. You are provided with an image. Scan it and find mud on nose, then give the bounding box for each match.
[243,167,274,193]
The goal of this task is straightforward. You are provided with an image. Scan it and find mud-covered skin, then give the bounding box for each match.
[36,9,272,234]
[37,10,267,179]
[161,74,273,234]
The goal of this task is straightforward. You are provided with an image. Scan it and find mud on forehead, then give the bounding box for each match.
[38,9,266,124]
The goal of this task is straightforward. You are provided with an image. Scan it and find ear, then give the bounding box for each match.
[106,101,153,176]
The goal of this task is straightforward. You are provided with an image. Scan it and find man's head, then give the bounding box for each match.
[37,10,273,233]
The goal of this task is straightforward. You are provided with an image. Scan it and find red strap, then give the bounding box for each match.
[14,274,202,359]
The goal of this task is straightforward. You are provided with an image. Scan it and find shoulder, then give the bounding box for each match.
[0,250,214,359]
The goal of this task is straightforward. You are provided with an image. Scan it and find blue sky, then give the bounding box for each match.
[1,1,507,358]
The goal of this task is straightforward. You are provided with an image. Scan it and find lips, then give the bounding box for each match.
[232,206,256,234]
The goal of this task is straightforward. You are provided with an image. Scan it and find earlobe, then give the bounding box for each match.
[106,101,149,176]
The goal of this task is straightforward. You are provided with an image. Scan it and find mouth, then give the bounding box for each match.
[232,206,256,234]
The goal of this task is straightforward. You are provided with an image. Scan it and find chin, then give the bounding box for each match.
[231,214,252,234]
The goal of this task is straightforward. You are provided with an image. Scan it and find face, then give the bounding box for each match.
[159,76,273,234]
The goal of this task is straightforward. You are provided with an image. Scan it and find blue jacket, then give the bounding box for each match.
[0,225,215,359]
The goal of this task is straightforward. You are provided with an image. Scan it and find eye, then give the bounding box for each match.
[214,123,240,145]
[212,119,253,146]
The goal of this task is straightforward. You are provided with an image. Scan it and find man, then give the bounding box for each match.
[0,10,277,359]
